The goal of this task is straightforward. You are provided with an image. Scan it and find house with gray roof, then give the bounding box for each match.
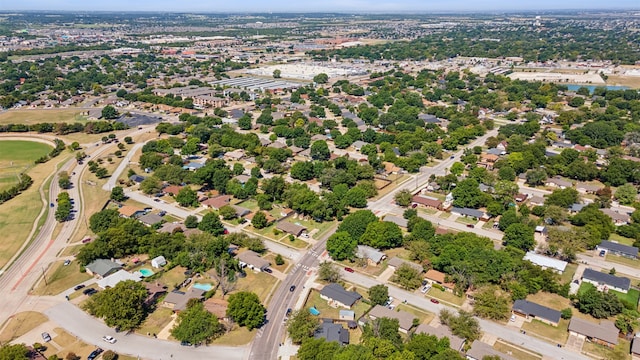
[632,335,640,359]
[367,305,416,334]
[138,213,164,227]
[600,208,631,226]
[320,283,362,309]
[568,318,619,348]
[597,240,638,259]
[387,257,423,273]
[162,289,205,312]
[582,268,631,293]
[237,250,270,272]
[451,207,488,220]
[276,221,307,237]
[352,140,368,151]
[314,319,349,345]
[512,299,561,326]
[85,259,122,279]
[414,323,465,351]
[356,245,386,265]
[466,341,517,360]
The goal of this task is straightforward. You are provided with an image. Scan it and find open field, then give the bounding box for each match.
[0,109,86,125]
[494,340,542,360]
[0,140,52,191]
[32,260,92,295]
[0,311,48,343]
[234,270,278,303]
[606,75,640,89]
[0,152,70,269]
[426,288,465,306]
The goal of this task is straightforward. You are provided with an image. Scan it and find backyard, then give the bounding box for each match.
[304,289,371,321]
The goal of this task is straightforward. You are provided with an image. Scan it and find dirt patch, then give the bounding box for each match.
[0,311,49,343]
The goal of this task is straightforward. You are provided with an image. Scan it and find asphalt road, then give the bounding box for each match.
[45,302,247,360]
[249,226,336,360]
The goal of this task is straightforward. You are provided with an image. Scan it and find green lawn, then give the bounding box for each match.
[521,318,569,344]
[305,289,371,320]
[236,199,259,211]
[609,233,635,246]
[234,270,278,303]
[426,288,465,306]
[0,140,52,191]
[610,288,640,308]
[559,263,578,284]
[455,216,478,225]
[137,307,174,337]
[32,261,92,295]
[438,212,451,219]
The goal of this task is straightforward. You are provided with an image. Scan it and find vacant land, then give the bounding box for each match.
[32,261,91,295]
[0,311,48,343]
[0,109,86,125]
[138,307,174,337]
[0,140,52,191]
[234,270,278,303]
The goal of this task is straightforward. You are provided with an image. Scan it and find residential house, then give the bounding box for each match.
[319,283,362,309]
[192,95,228,108]
[568,318,619,348]
[97,269,142,289]
[529,196,545,207]
[183,162,205,171]
[597,240,638,259]
[367,305,416,334]
[118,205,145,219]
[478,153,499,170]
[450,207,488,221]
[387,257,423,273]
[512,299,561,326]
[231,205,251,218]
[276,221,307,237]
[203,298,229,321]
[162,185,183,196]
[352,141,368,151]
[582,268,631,293]
[569,203,585,214]
[85,259,122,279]
[486,148,505,156]
[138,213,164,227]
[418,114,440,124]
[384,215,408,228]
[414,323,465,352]
[246,211,276,225]
[576,182,602,194]
[412,195,443,210]
[314,319,350,345]
[224,149,245,161]
[466,341,517,360]
[356,245,386,266]
[201,195,231,210]
[424,269,455,292]
[496,141,508,151]
[514,193,528,203]
[143,282,167,306]
[600,208,631,226]
[237,250,270,272]
[523,252,568,273]
[233,174,251,184]
[162,289,206,312]
[545,176,573,189]
[158,222,187,234]
[151,255,167,268]
[382,162,401,175]
[129,174,145,183]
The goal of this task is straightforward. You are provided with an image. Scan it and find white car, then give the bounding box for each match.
[421,285,431,294]
[510,314,516,322]
[102,335,116,344]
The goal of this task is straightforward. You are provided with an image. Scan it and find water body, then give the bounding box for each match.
[565,84,629,93]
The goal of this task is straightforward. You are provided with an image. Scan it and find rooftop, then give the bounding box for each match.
[568,317,619,345]
[320,283,362,307]
[523,252,568,273]
[582,268,631,290]
[512,299,561,324]
[598,240,638,257]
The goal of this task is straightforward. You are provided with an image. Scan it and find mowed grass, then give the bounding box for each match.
[137,307,174,337]
[0,140,52,191]
[32,261,91,295]
[0,109,86,125]
[0,311,48,343]
[521,318,570,344]
[582,338,631,360]
[494,340,542,360]
[0,152,69,269]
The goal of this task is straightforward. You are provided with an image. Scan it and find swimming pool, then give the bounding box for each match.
[193,283,213,291]
[139,268,154,277]
[309,307,320,316]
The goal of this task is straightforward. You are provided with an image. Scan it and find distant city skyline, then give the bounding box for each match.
[2,0,639,12]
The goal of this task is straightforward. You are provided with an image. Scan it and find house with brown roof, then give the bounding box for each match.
[632,336,640,360]
[224,149,245,161]
[424,269,455,292]
[568,318,619,348]
[246,211,276,225]
[412,195,443,210]
[545,176,573,189]
[162,288,205,312]
[143,282,167,306]
[203,298,229,321]
[414,323,465,351]
[201,195,231,210]
[466,341,516,360]
[162,185,183,196]
[118,205,145,219]
[367,305,416,334]
[387,257,423,273]
[276,221,308,237]
[576,182,602,194]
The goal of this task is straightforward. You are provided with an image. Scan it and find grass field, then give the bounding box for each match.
[234,270,278,303]
[0,311,48,343]
[522,318,570,344]
[610,288,640,308]
[32,260,91,295]
[494,340,542,360]
[137,307,174,337]
[582,339,630,360]
[0,109,86,125]
[0,140,52,191]
[0,152,69,269]
[609,233,635,246]
[426,288,465,306]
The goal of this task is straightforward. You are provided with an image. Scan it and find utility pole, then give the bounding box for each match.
[41,267,48,286]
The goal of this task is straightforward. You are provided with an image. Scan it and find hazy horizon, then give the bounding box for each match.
[2,0,639,12]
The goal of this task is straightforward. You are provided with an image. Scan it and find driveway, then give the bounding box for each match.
[45,302,247,360]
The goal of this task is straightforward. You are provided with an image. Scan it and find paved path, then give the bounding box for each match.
[45,302,247,360]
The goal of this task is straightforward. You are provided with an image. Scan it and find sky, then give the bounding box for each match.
[2,0,639,12]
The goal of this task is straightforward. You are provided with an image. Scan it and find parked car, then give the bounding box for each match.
[87,348,103,360]
[159,211,167,216]
[180,341,192,346]
[450,155,455,159]
[63,260,71,266]
[388,304,395,310]
[83,288,98,296]
[420,285,431,294]
[50,203,54,207]
[510,314,516,322]
[41,332,51,342]
[263,268,273,274]
[599,250,606,257]
[289,285,296,292]
[286,308,292,316]
[81,238,92,244]
[102,335,116,344]
[430,298,439,304]
[466,224,475,228]
[74,284,86,291]
[344,267,355,273]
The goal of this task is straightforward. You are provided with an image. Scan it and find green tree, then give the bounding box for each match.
[525,169,547,186]
[337,210,378,242]
[101,351,117,360]
[0,344,29,360]
[368,284,389,306]
[273,69,281,78]
[310,140,330,161]
[452,178,487,209]
[450,162,465,176]
[576,284,623,318]
[318,261,341,283]
[198,212,225,235]
[95,167,108,178]
[344,186,369,208]
[472,286,511,320]
[102,105,119,119]
[275,254,284,265]
[124,136,133,144]
[439,309,481,342]
[83,280,148,331]
[313,73,329,84]
[110,186,126,202]
[391,264,422,290]
[219,205,237,220]
[175,187,198,207]
[546,188,579,208]
[503,223,535,251]
[394,189,412,207]
[359,221,403,249]
[140,176,162,195]
[181,137,200,155]
[226,292,266,330]
[58,171,71,189]
[171,301,224,344]
[287,310,321,344]
[615,184,637,205]
[326,232,357,261]
[185,215,199,228]
[251,211,268,229]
